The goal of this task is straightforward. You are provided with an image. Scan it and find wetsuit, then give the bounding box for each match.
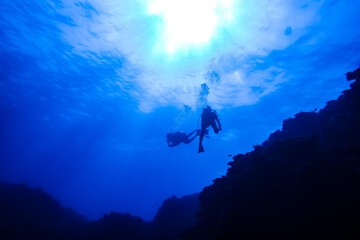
[167,130,199,147]
[199,110,221,152]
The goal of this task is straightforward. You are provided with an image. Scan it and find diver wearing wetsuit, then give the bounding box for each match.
[199,106,222,153]
[167,130,200,147]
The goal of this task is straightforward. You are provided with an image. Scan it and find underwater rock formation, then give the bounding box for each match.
[151,194,200,240]
[0,182,199,240]
[81,193,200,240]
[184,77,360,239]
[83,212,151,240]
[0,182,86,240]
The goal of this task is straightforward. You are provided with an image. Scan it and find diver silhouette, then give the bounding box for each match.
[167,130,207,147]
[198,106,222,153]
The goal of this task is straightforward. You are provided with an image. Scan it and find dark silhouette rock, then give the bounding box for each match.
[184,73,360,239]
[0,182,86,240]
[346,66,360,81]
[84,212,151,240]
[151,194,200,240]
[0,182,200,240]
[262,111,321,149]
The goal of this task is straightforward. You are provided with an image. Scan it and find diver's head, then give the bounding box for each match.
[203,106,212,114]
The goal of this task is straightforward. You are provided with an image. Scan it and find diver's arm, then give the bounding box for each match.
[215,116,222,130]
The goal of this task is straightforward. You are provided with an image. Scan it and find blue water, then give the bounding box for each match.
[1,0,360,221]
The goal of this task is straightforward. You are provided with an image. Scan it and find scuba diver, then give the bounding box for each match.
[167,130,208,147]
[198,106,222,153]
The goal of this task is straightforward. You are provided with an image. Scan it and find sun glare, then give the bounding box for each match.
[147,0,234,54]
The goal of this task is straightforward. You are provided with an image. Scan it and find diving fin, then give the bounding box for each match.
[198,143,204,153]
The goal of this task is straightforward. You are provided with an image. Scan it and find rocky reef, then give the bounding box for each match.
[0,182,199,240]
[152,194,200,240]
[0,182,86,239]
[184,76,360,239]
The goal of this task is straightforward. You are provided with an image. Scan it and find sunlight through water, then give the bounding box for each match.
[147,0,234,54]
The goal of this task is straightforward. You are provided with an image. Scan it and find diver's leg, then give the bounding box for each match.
[184,135,198,144]
[198,130,205,153]
[199,132,204,144]
[186,130,199,139]
[198,143,204,153]
[211,122,219,134]
[184,130,200,144]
